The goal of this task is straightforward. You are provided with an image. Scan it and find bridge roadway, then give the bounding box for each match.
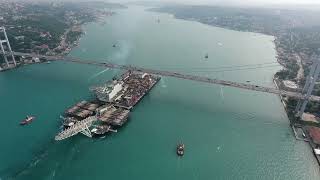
[6,51,320,102]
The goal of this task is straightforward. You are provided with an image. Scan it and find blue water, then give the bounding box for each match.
[0,6,319,180]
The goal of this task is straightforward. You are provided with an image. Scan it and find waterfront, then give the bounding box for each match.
[1,6,320,179]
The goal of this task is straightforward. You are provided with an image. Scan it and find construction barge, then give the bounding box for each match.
[55,71,160,140]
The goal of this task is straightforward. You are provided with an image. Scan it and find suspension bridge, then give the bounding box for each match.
[3,51,320,103]
[2,26,320,140]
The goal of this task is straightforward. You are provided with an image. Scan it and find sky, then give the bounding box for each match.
[113,0,320,5]
[22,0,320,8]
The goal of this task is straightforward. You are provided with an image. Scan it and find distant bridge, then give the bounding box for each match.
[3,51,320,103]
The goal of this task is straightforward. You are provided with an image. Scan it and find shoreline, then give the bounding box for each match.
[154,10,320,168]
[0,15,112,71]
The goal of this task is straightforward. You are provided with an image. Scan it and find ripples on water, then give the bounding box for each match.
[2,5,319,180]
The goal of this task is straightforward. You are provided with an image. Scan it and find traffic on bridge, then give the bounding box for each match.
[3,51,320,102]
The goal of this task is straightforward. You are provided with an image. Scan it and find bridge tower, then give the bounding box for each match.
[295,54,320,118]
[0,26,16,67]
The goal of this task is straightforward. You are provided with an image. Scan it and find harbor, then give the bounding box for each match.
[55,71,160,140]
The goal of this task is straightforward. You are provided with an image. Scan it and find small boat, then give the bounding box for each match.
[112,44,116,48]
[20,116,35,125]
[205,53,209,59]
[46,61,51,64]
[177,143,185,156]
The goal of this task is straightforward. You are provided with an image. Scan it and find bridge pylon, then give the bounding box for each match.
[0,26,16,68]
[295,54,320,118]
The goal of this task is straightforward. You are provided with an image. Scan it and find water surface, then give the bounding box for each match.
[1,6,319,180]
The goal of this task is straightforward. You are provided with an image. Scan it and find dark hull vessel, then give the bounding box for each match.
[177,143,185,156]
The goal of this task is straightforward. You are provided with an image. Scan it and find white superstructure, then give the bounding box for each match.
[91,81,123,102]
[108,83,122,101]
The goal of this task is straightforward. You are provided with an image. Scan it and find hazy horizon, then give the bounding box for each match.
[120,0,320,6]
[6,0,320,6]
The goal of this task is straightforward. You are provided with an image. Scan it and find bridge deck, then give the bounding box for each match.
[5,51,320,102]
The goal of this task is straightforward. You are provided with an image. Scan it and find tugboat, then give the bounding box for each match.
[20,116,35,125]
[177,143,185,156]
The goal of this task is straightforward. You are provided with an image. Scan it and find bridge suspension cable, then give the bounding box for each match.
[155,61,280,71]
[3,51,320,102]
[172,64,281,73]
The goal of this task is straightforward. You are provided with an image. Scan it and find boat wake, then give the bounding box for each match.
[217,146,222,152]
[233,112,255,121]
[220,86,224,100]
[231,111,281,126]
[88,68,110,81]
[51,169,56,178]
[112,41,132,63]
[9,147,51,179]
[160,79,167,88]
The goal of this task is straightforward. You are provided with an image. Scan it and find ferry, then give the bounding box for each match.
[177,143,185,156]
[20,116,35,125]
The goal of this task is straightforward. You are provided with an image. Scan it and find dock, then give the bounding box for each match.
[55,71,160,140]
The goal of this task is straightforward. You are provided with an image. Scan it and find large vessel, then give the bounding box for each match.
[20,116,35,125]
[177,143,185,156]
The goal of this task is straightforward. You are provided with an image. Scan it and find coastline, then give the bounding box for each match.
[3,6,320,179]
[151,9,320,168]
